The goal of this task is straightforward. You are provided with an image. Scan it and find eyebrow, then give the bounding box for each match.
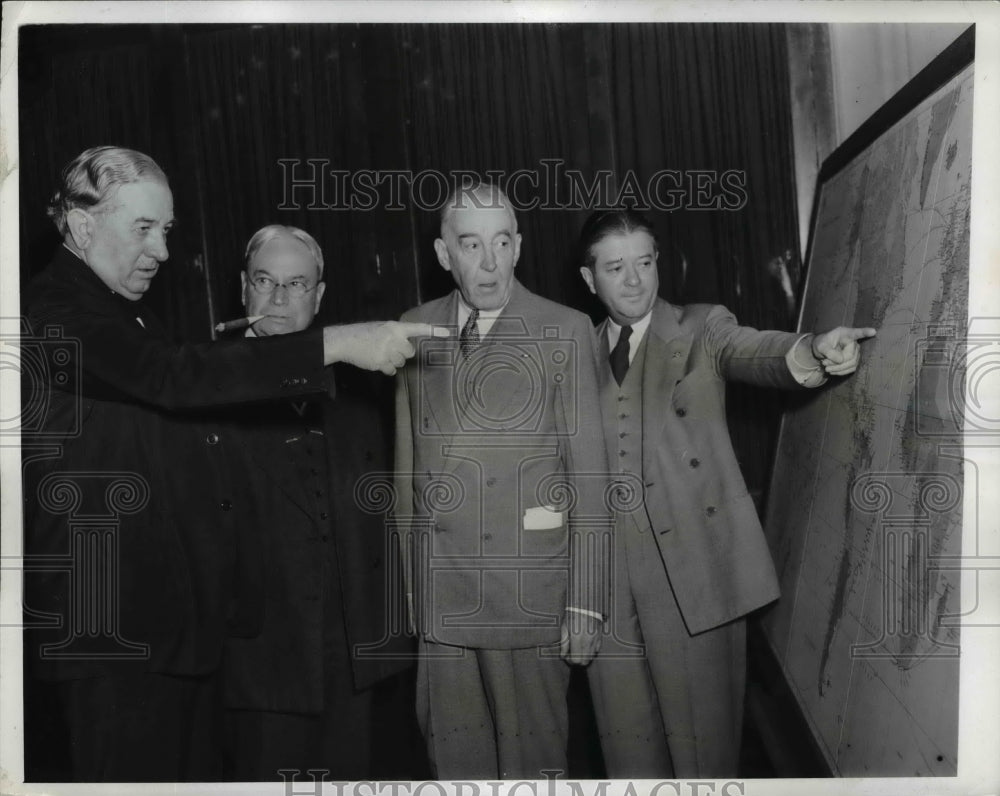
[456,230,512,240]
[250,268,312,280]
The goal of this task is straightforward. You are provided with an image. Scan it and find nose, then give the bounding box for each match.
[270,284,290,305]
[623,264,640,286]
[147,231,169,263]
[480,246,497,273]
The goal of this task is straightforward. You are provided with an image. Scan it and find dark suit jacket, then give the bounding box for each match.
[394,280,610,650]
[223,366,412,714]
[598,299,801,634]
[22,246,331,680]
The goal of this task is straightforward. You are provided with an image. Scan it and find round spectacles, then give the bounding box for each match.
[249,275,318,299]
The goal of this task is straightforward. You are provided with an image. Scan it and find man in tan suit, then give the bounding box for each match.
[393,183,611,779]
[577,209,874,777]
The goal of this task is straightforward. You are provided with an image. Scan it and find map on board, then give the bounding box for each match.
[761,61,973,776]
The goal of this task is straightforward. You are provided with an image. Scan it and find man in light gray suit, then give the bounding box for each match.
[393,183,611,779]
[578,209,875,778]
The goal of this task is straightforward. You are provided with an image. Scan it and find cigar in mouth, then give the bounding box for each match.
[214,315,266,333]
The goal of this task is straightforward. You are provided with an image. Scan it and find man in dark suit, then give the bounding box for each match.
[221,225,415,780]
[21,146,442,781]
[577,209,875,777]
[393,183,611,779]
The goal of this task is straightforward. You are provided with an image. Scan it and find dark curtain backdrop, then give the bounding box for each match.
[19,21,800,497]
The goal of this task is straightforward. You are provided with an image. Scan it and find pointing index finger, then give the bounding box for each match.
[847,327,878,341]
[397,322,452,339]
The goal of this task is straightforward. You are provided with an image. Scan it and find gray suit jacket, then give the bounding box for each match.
[598,299,802,634]
[394,280,611,649]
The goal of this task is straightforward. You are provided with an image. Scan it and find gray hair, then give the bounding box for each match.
[47,146,168,236]
[244,224,324,277]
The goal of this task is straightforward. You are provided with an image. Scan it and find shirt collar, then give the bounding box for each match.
[608,309,653,343]
[456,295,506,326]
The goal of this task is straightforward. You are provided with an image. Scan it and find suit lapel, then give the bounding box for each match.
[641,300,693,437]
[418,291,460,438]
[595,318,623,464]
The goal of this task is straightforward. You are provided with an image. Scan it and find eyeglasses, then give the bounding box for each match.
[248,275,318,299]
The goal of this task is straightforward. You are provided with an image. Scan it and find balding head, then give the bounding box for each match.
[434,180,521,311]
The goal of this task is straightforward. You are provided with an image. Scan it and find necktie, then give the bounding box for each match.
[610,325,633,386]
[460,308,480,360]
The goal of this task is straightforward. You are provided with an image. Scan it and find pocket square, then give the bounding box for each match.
[523,505,564,530]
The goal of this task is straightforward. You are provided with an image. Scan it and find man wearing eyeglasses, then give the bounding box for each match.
[221,225,418,780]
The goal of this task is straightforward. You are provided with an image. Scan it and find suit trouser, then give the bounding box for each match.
[416,638,571,779]
[55,670,222,782]
[224,532,373,781]
[589,518,747,778]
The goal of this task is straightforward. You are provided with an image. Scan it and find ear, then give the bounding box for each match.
[512,232,522,269]
[433,238,452,272]
[239,271,248,308]
[313,281,326,314]
[65,208,92,250]
[579,267,596,295]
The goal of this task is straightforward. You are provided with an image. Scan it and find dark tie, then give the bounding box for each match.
[460,308,480,360]
[610,325,633,386]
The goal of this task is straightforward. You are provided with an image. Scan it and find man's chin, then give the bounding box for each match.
[119,285,148,301]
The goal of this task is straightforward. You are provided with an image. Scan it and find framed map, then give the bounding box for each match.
[761,28,973,776]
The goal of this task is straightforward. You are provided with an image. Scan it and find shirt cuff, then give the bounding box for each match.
[565,606,604,622]
[786,334,828,388]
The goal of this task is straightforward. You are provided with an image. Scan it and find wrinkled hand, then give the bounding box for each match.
[560,611,603,666]
[324,321,450,375]
[811,326,877,376]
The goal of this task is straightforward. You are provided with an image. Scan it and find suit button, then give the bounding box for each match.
[676,408,686,417]
[706,505,717,517]
[619,432,627,438]
[689,458,700,468]
[618,450,626,457]
[617,395,626,402]
[220,499,232,511]
[206,433,220,445]
[320,512,329,520]
[310,468,319,476]
[484,533,493,541]
[486,478,497,487]
[315,490,323,497]
[321,534,329,541]
[619,413,629,419]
